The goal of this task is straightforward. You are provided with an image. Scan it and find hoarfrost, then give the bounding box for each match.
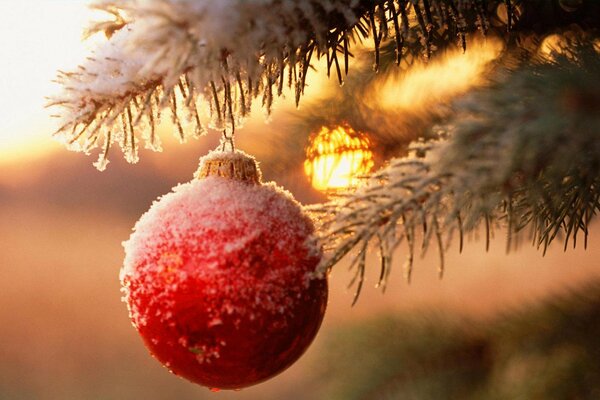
[49,0,361,168]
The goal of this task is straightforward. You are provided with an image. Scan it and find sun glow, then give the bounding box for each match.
[374,38,504,111]
[0,1,101,165]
[304,125,374,192]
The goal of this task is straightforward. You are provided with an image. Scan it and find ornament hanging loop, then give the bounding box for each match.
[221,128,235,152]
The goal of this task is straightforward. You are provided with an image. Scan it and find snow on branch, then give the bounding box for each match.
[48,0,367,169]
[309,46,600,303]
[48,0,513,169]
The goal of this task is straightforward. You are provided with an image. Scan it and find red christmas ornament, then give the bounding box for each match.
[121,150,328,390]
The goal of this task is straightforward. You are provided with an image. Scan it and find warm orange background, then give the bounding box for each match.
[1,2,599,399]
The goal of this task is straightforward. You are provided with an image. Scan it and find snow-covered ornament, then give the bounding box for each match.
[121,148,328,390]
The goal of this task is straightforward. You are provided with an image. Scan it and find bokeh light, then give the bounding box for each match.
[373,38,504,112]
[304,125,374,191]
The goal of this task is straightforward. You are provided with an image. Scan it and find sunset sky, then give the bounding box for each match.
[0,1,99,164]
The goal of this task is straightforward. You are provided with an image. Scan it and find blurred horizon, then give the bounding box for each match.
[3,131,600,399]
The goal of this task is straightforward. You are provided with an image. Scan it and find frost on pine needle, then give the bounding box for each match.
[309,47,600,302]
[48,0,363,168]
[48,0,514,169]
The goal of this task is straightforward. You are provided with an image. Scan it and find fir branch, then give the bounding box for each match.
[308,43,600,296]
[49,0,522,169]
[49,0,600,170]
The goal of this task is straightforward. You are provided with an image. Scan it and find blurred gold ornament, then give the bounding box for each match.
[539,34,568,58]
[495,3,522,27]
[304,125,374,192]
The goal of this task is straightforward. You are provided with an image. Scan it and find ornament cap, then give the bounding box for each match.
[195,149,261,184]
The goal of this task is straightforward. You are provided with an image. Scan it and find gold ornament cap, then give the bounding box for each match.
[195,149,261,184]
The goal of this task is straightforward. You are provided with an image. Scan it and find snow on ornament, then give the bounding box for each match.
[121,149,328,390]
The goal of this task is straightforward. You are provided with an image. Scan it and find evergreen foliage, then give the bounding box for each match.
[310,42,600,298]
[318,280,600,399]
